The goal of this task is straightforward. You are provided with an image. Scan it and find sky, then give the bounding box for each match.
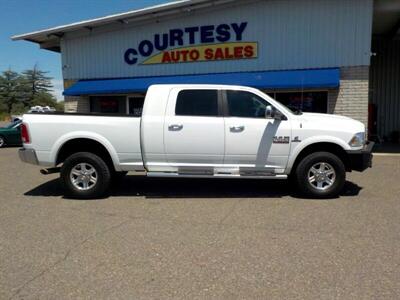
[0,0,172,101]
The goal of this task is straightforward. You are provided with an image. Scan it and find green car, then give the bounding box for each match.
[0,120,22,148]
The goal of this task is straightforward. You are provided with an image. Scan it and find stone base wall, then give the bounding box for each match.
[328,66,369,128]
[64,96,90,113]
[63,79,90,113]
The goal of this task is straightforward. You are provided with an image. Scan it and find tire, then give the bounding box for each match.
[294,151,346,198]
[60,152,111,199]
[0,136,6,148]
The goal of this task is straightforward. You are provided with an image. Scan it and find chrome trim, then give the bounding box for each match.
[146,172,288,179]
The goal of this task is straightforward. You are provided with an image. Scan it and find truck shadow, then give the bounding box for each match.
[24,175,362,200]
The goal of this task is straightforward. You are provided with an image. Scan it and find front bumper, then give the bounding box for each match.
[19,148,39,165]
[346,141,374,172]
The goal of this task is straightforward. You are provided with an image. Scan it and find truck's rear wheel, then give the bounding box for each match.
[295,151,345,198]
[61,152,111,199]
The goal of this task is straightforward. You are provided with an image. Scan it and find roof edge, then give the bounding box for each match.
[11,0,208,42]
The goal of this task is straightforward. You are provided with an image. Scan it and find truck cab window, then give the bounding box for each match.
[226,90,269,118]
[175,90,218,117]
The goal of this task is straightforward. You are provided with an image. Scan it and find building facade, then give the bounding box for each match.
[12,0,400,141]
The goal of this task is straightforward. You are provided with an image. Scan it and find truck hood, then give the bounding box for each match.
[296,112,365,133]
[301,112,352,121]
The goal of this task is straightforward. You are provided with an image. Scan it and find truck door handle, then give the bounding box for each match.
[230,126,245,132]
[168,124,183,131]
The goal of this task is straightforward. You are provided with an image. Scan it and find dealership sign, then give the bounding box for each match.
[124,22,257,65]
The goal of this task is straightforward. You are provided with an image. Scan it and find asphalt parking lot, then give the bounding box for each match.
[1,145,400,299]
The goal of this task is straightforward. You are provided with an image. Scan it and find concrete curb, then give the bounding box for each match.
[373,153,400,157]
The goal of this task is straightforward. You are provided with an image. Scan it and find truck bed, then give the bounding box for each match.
[22,112,143,171]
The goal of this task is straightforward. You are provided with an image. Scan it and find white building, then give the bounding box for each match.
[12,0,400,141]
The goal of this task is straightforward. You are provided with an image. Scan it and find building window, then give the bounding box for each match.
[90,96,126,113]
[268,91,328,113]
[128,96,145,117]
[175,90,219,116]
[226,90,270,118]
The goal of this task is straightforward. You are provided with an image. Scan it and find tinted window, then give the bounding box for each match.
[227,90,269,118]
[176,90,218,116]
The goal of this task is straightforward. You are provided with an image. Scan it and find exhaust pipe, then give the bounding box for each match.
[40,167,61,175]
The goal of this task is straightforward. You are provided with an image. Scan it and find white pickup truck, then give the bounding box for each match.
[19,84,373,199]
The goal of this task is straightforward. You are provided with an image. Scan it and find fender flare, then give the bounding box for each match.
[50,131,122,171]
[286,136,351,173]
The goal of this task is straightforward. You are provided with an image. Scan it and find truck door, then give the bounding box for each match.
[164,88,224,173]
[223,90,291,174]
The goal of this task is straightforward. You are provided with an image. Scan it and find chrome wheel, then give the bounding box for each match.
[308,162,336,191]
[0,137,4,148]
[70,163,98,191]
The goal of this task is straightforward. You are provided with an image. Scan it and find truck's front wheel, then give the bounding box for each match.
[61,152,111,199]
[295,152,346,198]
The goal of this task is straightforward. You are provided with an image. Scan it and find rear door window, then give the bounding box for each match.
[175,90,219,117]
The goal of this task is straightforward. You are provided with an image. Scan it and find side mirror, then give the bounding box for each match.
[266,105,286,121]
[274,110,286,120]
[265,105,275,119]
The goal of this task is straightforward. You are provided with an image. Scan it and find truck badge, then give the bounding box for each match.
[292,136,301,143]
[273,136,290,144]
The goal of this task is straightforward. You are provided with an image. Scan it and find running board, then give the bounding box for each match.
[146,172,287,179]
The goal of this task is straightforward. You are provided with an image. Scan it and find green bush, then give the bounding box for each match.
[0,112,10,121]
[55,101,64,111]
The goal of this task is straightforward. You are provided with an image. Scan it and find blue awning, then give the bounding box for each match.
[63,68,340,96]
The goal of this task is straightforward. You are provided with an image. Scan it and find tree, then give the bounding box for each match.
[32,91,63,110]
[0,67,57,115]
[0,69,26,113]
[10,103,26,115]
[0,96,8,114]
[55,101,64,111]
[22,64,53,104]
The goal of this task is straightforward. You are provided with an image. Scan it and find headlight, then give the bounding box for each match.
[349,132,365,147]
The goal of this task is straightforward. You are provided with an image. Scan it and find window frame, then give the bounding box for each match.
[174,89,224,117]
